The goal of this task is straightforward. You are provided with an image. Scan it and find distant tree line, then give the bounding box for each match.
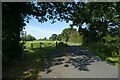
[23,34,36,41]
[49,27,83,43]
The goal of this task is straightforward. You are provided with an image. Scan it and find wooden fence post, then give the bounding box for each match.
[31,43,33,49]
[40,42,42,48]
[56,41,58,48]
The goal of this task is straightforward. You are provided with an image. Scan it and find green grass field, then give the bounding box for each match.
[24,40,56,49]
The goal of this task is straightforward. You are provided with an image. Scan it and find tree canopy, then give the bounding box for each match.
[24,34,36,41]
[2,2,120,63]
[49,34,58,41]
[61,27,77,42]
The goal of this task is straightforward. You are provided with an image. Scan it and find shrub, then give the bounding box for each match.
[83,42,120,58]
[56,42,68,48]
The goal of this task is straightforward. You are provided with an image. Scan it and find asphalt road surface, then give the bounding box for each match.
[38,44,118,78]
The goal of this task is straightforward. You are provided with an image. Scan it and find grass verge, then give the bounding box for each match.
[81,43,120,68]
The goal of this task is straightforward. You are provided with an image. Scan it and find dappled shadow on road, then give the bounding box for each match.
[41,46,104,74]
[3,45,107,79]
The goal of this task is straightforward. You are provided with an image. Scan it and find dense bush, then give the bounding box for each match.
[2,41,23,63]
[56,42,68,48]
[83,42,120,58]
[68,31,83,43]
[24,34,36,41]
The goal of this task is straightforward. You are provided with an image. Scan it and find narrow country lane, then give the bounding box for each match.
[38,44,118,78]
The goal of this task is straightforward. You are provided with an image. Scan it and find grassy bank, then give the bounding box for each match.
[81,42,120,68]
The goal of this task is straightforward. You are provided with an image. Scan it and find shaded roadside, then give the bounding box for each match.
[40,45,118,78]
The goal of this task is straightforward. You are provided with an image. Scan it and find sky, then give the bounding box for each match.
[24,17,78,39]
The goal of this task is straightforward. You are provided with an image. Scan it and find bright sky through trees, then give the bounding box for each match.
[24,17,78,39]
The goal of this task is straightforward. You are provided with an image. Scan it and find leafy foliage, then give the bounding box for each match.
[49,34,57,41]
[82,42,120,58]
[68,31,83,43]
[49,27,83,43]
[24,34,36,41]
[61,27,77,42]
[2,2,120,63]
